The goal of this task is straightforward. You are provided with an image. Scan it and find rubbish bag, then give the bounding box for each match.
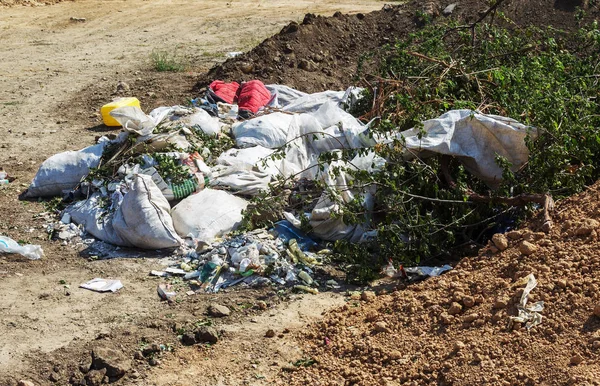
[238,80,272,115]
[26,141,109,198]
[171,189,248,245]
[232,112,295,149]
[0,236,44,260]
[210,165,272,196]
[67,193,133,247]
[209,80,240,104]
[266,84,308,108]
[380,109,536,186]
[112,174,183,249]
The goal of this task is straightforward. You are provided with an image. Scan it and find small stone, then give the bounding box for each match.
[195,326,219,344]
[448,302,463,315]
[181,333,196,346]
[493,297,508,309]
[208,303,231,317]
[239,62,254,74]
[575,219,599,236]
[298,59,317,72]
[556,279,567,289]
[570,354,583,365]
[373,321,390,333]
[361,291,376,302]
[462,313,479,323]
[18,381,35,386]
[255,300,268,310]
[462,295,475,308]
[91,347,131,379]
[134,351,144,361]
[593,304,600,318]
[265,329,276,338]
[507,230,522,240]
[148,357,160,366]
[349,291,361,300]
[48,373,59,382]
[440,312,454,325]
[453,341,465,351]
[85,369,106,386]
[593,341,600,349]
[442,3,457,15]
[492,234,509,251]
[115,81,130,94]
[518,241,537,256]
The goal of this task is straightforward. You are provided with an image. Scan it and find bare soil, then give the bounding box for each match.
[283,184,600,385]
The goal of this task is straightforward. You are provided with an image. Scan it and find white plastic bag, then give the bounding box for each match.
[112,174,183,249]
[171,189,248,245]
[26,142,108,198]
[0,236,44,260]
[67,194,133,247]
[210,165,272,196]
[232,112,295,149]
[378,109,535,186]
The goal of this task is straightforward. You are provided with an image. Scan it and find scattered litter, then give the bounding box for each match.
[0,170,9,185]
[157,283,176,300]
[80,278,123,293]
[70,17,87,22]
[402,264,452,280]
[294,285,318,294]
[509,273,544,329]
[0,236,44,260]
[150,270,168,277]
[165,267,187,275]
[226,51,243,58]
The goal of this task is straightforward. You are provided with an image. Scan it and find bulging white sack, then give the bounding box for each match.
[171,189,248,245]
[232,112,294,149]
[26,142,108,198]
[67,194,133,247]
[112,174,183,249]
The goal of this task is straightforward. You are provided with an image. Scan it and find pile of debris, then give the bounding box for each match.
[15,78,535,297]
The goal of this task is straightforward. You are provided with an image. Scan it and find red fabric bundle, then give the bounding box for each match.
[237,80,272,114]
[209,80,240,104]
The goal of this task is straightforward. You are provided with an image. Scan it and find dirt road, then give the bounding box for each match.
[0,1,384,384]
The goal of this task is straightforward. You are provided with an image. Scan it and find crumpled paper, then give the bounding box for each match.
[510,273,544,329]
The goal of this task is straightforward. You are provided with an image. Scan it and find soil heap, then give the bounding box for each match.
[280,182,600,385]
[195,0,600,94]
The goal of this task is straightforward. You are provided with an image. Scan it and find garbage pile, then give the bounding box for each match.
[21,79,535,287]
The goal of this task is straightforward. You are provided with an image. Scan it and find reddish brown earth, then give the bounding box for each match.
[282,184,600,385]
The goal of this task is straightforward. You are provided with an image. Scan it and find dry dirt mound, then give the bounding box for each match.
[282,183,600,385]
[195,0,599,94]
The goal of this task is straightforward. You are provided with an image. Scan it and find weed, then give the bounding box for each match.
[150,49,187,72]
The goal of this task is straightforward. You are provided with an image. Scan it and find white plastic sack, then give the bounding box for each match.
[232,112,295,149]
[110,106,156,137]
[26,141,109,198]
[282,87,363,113]
[171,189,248,245]
[217,146,275,172]
[380,110,536,186]
[210,165,272,196]
[0,236,44,260]
[266,84,308,108]
[67,194,133,247]
[112,174,183,249]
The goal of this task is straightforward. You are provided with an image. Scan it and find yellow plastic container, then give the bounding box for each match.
[101,97,141,127]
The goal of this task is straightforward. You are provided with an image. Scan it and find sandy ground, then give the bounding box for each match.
[0,0,385,384]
